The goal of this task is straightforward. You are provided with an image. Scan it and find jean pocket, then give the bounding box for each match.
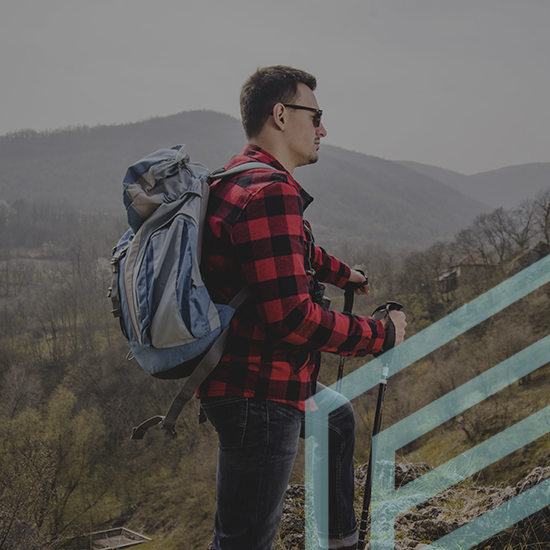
[201,398,248,448]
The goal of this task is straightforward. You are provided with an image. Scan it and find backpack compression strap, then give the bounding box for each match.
[131,286,250,440]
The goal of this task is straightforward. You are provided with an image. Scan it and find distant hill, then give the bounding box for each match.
[469,163,550,209]
[399,160,550,210]
[0,111,246,218]
[295,146,489,248]
[0,111,489,250]
[397,161,472,197]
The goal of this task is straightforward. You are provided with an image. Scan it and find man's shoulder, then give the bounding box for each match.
[208,169,305,229]
[211,144,309,208]
[232,165,291,189]
[212,162,297,199]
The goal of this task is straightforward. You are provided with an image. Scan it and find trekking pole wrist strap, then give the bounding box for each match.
[372,309,395,357]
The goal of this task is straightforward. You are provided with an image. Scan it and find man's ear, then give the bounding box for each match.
[272,103,286,131]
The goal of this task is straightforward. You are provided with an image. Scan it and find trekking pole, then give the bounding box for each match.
[357,300,403,550]
[336,273,368,392]
[336,287,356,393]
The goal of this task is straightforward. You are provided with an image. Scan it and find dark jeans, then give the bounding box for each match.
[201,384,357,550]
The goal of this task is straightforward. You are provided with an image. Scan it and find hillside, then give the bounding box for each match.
[1,201,549,549]
[0,111,489,250]
[397,160,472,197]
[470,163,550,209]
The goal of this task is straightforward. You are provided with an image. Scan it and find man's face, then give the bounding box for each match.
[285,83,327,168]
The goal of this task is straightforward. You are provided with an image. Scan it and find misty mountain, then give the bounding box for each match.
[1,111,489,250]
[397,161,472,197]
[0,111,246,218]
[470,163,550,209]
[399,160,550,210]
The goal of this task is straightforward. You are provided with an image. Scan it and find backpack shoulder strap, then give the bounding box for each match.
[208,161,276,182]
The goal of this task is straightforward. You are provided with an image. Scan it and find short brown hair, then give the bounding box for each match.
[240,66,317,139]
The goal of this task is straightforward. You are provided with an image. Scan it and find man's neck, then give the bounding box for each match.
[248,136,295,175]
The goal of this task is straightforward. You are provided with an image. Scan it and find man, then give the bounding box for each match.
[199,66,406,550]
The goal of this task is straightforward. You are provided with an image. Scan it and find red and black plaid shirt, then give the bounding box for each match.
[198,144,385,410]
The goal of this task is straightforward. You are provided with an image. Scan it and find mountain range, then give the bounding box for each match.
[1,111,548,250]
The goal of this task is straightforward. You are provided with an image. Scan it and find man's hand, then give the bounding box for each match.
[380,310,407,346]
[349,269,370,295]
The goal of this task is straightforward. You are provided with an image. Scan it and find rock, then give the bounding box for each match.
[516,466,550,494]
[280,512,303,532]
[283,532,305,549]
[276,464,550,550]
[394,462,433,487]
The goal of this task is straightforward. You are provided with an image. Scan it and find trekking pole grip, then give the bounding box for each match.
[372,301,403,358]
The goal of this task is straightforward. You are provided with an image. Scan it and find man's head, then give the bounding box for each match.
[240,66,327,173]
[240,66,317,139]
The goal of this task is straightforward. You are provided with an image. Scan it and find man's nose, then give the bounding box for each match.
[317,122,327,138]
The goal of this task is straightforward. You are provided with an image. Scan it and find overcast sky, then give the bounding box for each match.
[1,0,549,174]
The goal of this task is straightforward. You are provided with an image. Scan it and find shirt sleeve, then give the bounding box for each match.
[312,244,351,288]
[230,180,385,356]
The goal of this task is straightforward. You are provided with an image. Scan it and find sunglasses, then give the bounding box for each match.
[282,104,323,128]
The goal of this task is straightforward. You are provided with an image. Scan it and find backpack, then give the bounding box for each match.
[108,144,273,440]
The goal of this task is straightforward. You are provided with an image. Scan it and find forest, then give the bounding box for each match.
[1,186,550,550]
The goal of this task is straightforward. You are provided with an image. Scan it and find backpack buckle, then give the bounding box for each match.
[159,418,178,440]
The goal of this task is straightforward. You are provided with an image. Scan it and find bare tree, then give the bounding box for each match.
[455,226,491,264]
[0,364,43,419]
[506,199,537,250]
[400,250,432,297]
[0,387,112,547]
[534,187,550,242]
[424,241,454,279]
[472,209,514,270]
[349,243,398,297]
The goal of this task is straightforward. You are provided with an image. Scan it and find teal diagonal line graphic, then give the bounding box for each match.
[384,334,550,455]
[379,401,550,520]
[331,253,550,407]
[371,406,550,550]
[369,341,550,546]
[424,476,550,550]
[305,254,550,548]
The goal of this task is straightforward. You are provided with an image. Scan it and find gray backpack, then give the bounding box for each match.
[108,144,273,440]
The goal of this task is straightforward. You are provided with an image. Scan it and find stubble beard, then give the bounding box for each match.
[307,145,320,165]
[295,151,319,168]
[308,153,319,165]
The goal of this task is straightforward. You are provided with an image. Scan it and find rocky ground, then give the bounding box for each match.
[277,462,550,550]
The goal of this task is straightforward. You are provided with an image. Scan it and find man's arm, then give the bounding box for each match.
[312,246,370,295]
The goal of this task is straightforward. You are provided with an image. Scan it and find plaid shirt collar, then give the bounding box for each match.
[226,144,314,211]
